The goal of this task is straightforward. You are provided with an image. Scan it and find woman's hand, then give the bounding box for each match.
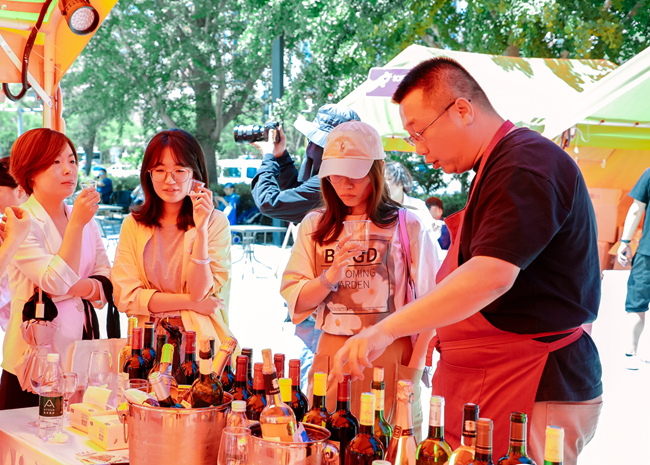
[324,233,365,285]
[191,295,225,316]
[0,206,31,245]
[191,186,214,232]
[69,187,100,228]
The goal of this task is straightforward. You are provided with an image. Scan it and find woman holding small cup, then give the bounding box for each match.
[281,121,442,437]
[111,129,234,346]
[0,128,111,409]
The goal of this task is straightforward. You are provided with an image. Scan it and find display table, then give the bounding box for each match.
[230,225,287,275]
[0,407,128,465]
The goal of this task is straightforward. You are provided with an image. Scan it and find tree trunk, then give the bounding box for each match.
[194,79,218,185]
[82,132,96,176]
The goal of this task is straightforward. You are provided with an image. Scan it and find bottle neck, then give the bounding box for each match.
[312,394,326,410]
[185,350,196,363]
[131,346,142,356]
[144,327,154,349]
[428,425,444,440]
[335,397,351,412]
[508,421,528,456]
[371,383,385,413]
[427,401,444,440]
[263,371,286,406]
[474,450,492,462]
[359,423,374,436]
[393,397,414,436]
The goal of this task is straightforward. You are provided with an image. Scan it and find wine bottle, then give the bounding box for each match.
[303,372,330,428]
[142,321,156,373]
[274,352,285,378]
[449,403,479,465]
[497,412,536,464]
[259,348,300,442]
[175,331,199,386]
[289,359,309,422]
[241,347,253,391]
[543,426,563,465]
[385,379,418,465]
[246,362,267,422]
[153,324,168,367]
[346,392,385,464]
[198,335,215,360]
[124,327,148,380]
[326,373,360,465]
[150,371,181,408]
[468,419,494,465]
[416,395,452,464]
[190,358,224,407]
[118,317,137,398]
[279,377,292,404]
[226,400,249,427]
[124,388,159,406]
[148,343,178,399]
[219,354,235,392]
[230,354,252,401]
[213,336,238,377]
[371,366,392,450]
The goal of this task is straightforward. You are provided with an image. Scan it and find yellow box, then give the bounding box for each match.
[88,414,129,451]
[69,403,109,433]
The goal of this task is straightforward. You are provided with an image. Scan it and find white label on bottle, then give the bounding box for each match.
[372,388,384,410]
[430,404,442,427]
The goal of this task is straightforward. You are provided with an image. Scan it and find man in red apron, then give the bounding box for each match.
[330,57,602,465]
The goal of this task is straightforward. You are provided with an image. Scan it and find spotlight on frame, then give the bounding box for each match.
[59,0,99,35]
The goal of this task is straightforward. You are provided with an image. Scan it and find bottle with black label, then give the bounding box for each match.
[371,366,392,451]
[326,373,359,465]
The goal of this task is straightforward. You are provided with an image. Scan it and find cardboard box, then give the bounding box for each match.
[88,414,129,451]
[70,403,110,433]
[589,188,624,243]
[597,241,614,272]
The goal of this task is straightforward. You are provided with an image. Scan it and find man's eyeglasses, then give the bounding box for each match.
[149,168,192,183]
[327,175,365,184]
[403,100,461,147]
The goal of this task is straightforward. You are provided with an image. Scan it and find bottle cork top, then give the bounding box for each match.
[430,395,444,407]
[373,366,384,382]
[510,411,527,423]
[261,349,273,370]
[396,379,414,402]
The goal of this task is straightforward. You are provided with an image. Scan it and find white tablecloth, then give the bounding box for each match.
[0,407,128,465]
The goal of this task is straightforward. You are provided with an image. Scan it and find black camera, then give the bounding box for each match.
[233,121,281,144]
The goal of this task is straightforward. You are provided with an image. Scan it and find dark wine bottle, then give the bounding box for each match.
[497,412,536,464]
[246,362,267,422]
[190,358,223,407]
[149,371,181,408]
[229,355,252,401]
[326,374,359,465]
[449,402,479,465]
[142,321,156,373]
[346,392,385,464]
[303,372,330,428]
[123,327,148,380]
[469,418,494,465]
[416,395,452,464]
[219,354,235,392]
[274,352,285,378]
[175,331,199,386]
[241,347,253,392]
[543,426,563,465]
[289,359,309,422]
[153,324,167,367]
[371,366,392,451]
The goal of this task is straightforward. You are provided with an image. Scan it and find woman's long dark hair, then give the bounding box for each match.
[132,129,208,231]
[311,160,400,245]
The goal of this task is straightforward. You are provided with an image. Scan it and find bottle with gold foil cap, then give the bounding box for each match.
[386,379,417,464]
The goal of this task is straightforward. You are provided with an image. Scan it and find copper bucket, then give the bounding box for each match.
[119,392,232,465]
[248,422,339,465]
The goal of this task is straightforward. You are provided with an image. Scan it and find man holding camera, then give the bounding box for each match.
[251,104,360,222]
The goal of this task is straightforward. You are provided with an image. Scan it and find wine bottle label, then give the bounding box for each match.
[264,373,281,396]
[39,395,63,417]
[372,388,385,411]
[463,420,476,437]
[429,403,442,427]
[392,425,414,439]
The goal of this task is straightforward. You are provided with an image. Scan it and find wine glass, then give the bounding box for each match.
[217,427,251,465]
[63,372,78,420]
[27,354,49,427]
[87,350,112,388]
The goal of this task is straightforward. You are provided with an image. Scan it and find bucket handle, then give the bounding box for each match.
[117,402,129,444]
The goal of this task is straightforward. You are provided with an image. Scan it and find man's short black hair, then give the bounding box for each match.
[392,57,495,113]
[426,196,443,210]
[99,168,107,174]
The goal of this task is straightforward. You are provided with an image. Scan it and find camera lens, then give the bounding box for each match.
[233,125,265,144]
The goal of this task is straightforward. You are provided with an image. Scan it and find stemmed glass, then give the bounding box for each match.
[63,372,78,419]
[87,350,112,388]
[27,354,49,427]
[217,427,251,465]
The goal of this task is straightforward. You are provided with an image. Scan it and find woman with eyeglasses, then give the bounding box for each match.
[0,129,111,410]
[112,129,234,349]
[281,121,441,438]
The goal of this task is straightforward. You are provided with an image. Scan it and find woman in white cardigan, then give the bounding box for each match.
[0,128,110,410]
[111,129,233,349]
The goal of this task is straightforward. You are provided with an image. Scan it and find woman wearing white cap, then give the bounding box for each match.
[281,121,441,438]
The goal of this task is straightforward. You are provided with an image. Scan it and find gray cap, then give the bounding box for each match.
[294,104,361,148]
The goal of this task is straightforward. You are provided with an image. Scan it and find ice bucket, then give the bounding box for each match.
[248,422,339,465]
[119,392,232,465]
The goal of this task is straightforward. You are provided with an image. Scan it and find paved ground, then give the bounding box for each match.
[2,243,648,464]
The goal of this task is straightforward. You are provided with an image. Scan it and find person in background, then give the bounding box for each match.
[1,128,111,409]
[0,157,29,330]
[385,161,431,224]
[251,104,360,389]
[425,196,450,250]
[330,57,602,464]
[111,129,234,345]
[616,167,650,370]
[251,104,360,223]
[216,182,240,225]
[96,168,113,204]
[281,121,441,438]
